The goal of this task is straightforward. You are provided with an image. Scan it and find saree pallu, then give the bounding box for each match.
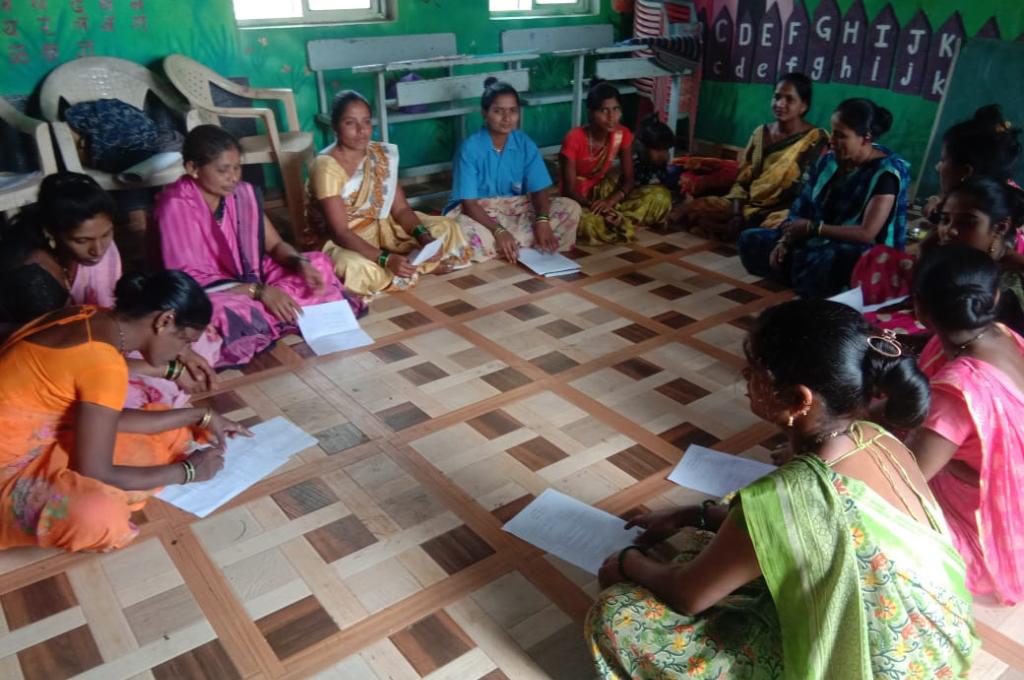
[156,176,359,368]
[446,195,581,260]
[307,144,471,297]
[587,454,977,679]
[578,177,673,245]
[921,329,1024,605]
[679,126,828,236]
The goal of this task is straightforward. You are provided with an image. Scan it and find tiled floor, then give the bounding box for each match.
[1,228,1022,679]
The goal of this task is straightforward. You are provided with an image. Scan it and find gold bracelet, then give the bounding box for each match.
[197,407,213,430]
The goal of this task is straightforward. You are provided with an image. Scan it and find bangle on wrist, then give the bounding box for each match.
[181,459,196,484]
[411,224,429,239]
[197,407,213,430]
[290,253,311,269]
[493,226,509,237]
[618,545,646,581]
[697,499,717,530]
[534,213,550,223]
[165,360,178,380]
[378,249,391,268]
[171,360,185,381]
[248,282,264,301]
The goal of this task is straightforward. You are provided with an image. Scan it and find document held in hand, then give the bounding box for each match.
[297,300,373,356]
[667,445,775,498]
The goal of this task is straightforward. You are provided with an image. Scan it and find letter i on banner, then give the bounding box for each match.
[778,0,809,76]
[922,12,965,101]
[892,10,931,96]
[806,0,840,82]
[858,3,899,89]
[751,2,781,84]
[831,0,866,83]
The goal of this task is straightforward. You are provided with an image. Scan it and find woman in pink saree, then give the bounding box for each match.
[155,125,365,368]
[908,244,1024,605]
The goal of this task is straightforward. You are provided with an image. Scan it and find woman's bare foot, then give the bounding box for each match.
[432,259,457,275]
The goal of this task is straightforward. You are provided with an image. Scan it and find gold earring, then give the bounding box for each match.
[45,234,56,250]
[787,415,794,428]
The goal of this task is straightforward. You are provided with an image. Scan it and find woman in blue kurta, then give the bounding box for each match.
[445,78,580,262]
[738,98,911,298]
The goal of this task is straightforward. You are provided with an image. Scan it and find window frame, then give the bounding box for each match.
[489,0,598,20]
[232,0,390,28]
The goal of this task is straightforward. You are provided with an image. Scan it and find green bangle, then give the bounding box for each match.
[697,499,717,530]
[165,360,178,380]
[535,213,550,222]
[377,249,390,268]
[618,545,646,581]
[412,224,429,239]
[181,459,196,484]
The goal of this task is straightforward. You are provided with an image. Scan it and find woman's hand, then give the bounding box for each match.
[204,413,254,450]
[184,447,226,483]
[598,552,629,589]
[590,196,617,215]
[625,507,692,546]
[298,261,326,294]
[769,240,789,270]
[385,253,418,278]
[176,348,216,393]
[495,229,519,262]
[782,218,812,241]
[533,221,559,253]
[260,285,302,324]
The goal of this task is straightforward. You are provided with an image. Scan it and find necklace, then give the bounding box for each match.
[953,325,991,358]
[586,128,606,157]
[802,423,854,457]
[113,317,126,354]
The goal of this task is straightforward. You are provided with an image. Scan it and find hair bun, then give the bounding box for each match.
[872,105,893,137]
[483,76,498,89]
[973,104,1005,128]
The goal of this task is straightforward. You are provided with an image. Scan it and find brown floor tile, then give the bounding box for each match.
[305,514,379,563]
[730,314,758,332]
[17,625,103,680]
[538,319,584,339]
[753,277,788,292]
[710,244,738,257]
[241,349,283,375]
[449,274,487,289]
[515,278,553,293]
[390,611,475,676]
[436,299,478,316]
[720,287,761,304]
[390,311,433,330]
[506,437,569,471]
[2,573,78,630]
[479,671,512,680]
[193,390,247,414]
[492,494,535,523]
[613,323,659,343]
[608,445,669,479]
[652,310,697,329]
[317,421,370,454]
[655,377,712,404]
[420,525,496,575]
[256,595,340,661]
[530,351,580,374]
[372,342,417,363]
[506,303,548,321]
[467,409,524,439]
[650,284,690,300]
[612,357,663,380]
[377,401,431,431]
[617,250,652,263]
[151,639,241,680]
[399,361,450,386]
[659,422,720,449]
[617,271,655,286]
[272,478,340,520]
[649,241,683,254]
[290,341,317,359]
[481,367,533,392]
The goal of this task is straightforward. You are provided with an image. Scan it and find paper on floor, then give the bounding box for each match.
[667,445,775,498]
[517,248,581,277]
[502,488,641,574]
[297,300,373,356]
[157,417,318,517]
[408,238,443,266]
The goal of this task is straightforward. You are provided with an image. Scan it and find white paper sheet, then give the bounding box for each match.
[297,300,373,356]
[667,445,775,498]
[517,248,581,277]
[502,489,641,574]
[157,417,318,517]
[115,151,183,185]
[408,238,443,266]
[828,286,908,314]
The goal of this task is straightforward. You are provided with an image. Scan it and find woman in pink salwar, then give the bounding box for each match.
[155,125,365,367]
[908,244,1024,605]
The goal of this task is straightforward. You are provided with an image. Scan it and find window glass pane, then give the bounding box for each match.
[309,0,372,10]
[232,0,302,20]
[490,0,531,11]
[535,0,580,4]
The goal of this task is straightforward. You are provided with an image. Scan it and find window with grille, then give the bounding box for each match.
[489,0,595,18]
[232,0,388,27]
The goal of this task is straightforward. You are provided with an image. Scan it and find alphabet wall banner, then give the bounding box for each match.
[700,1,1013,103]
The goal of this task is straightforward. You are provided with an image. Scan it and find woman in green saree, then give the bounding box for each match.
[586,299,977,679]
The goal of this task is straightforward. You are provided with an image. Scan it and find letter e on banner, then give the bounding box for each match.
[752,2,781,84]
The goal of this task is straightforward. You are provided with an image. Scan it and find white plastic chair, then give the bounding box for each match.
[163,54,314,239]
[0,97,58,215]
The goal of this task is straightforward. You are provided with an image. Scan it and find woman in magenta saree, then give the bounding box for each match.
[155,126,365,367]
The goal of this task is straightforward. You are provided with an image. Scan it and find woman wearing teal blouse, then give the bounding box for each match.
[445,77,581,262]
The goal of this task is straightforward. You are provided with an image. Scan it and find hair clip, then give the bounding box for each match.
[996,120,1013,133]
[867,328,902,358]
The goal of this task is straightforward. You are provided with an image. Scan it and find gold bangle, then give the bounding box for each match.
[197,407,213,430]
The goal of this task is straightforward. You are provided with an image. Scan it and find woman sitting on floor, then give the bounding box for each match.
[0,270,249,553]
[155,125,362,368]
[559,80,671,245]
[851,106,1024,335]
[739,98,911,298]
[587,298,976,679]
[445,77,580,262]
[0,172,219,405]
[307,90,471,298]
[907,244,1024,605]
[676,72,827,239]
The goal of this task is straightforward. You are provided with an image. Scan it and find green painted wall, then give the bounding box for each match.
[696,1,1024,184]
[1,0,622,169]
